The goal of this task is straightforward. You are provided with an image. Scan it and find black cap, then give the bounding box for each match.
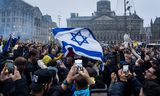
[30,69,56,92]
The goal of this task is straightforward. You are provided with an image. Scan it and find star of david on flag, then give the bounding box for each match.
[71,31,88,46]
[52,28,103,62]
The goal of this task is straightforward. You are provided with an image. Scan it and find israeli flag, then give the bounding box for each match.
[52,28,103,62]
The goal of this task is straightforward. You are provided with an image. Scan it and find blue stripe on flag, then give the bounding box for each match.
[53,28,97,40]
[53,28,75,36]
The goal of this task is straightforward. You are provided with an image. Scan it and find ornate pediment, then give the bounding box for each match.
[95,15,113,20]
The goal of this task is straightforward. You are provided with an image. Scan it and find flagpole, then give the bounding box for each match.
[124,0,127,34]
[58,15,61,27]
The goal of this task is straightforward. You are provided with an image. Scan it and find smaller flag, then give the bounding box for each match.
[12,36,20,46]
[133,41,139,47]
[3,34,12,52]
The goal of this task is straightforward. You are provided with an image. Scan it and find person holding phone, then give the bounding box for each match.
[51,64,95,96]
[122,64,129,76]
[5,60,14,75]
[0,58,29,96]
[75,59,83,72]
[0,65,28,96]
[109,69,142,96]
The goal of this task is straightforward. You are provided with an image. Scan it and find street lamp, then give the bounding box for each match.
[58,15,61,27]
[123,0,133,43]
[12,25,16,37]
[48,27,54,43]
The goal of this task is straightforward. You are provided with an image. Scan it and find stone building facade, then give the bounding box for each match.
[0,0,57,43]
[67,0,145,44]
[151,17,160,43]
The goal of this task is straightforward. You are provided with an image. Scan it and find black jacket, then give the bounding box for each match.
[143,79,160,96]
[14,78,28,96]
[1,76,28,96]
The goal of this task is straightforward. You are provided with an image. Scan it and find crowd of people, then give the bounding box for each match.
[0,40,160,96]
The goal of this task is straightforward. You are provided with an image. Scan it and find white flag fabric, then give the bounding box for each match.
[52,28,103,61]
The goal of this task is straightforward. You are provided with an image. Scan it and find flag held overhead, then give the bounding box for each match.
[52,28,103,62]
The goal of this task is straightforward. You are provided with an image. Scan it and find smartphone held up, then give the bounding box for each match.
[122,65,129,76]
[5,60,14,74]
[75,59,83,72]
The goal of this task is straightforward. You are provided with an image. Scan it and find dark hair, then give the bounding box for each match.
[14,57,27,74]
[66,56,74,64]
[75,75,88,89]
[151,58,160,67]
[29,49,38,57]
[86,67,97,77]
[124,49,131,54]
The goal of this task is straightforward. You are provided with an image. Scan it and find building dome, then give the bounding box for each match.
[97,0,111,15]
[100,0,109,1]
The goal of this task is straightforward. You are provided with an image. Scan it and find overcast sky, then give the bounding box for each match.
[23,0,159,27]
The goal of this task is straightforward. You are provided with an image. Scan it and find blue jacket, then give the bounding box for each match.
[109,81,126,96]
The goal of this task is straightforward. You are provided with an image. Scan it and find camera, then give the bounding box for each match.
[122,65,129,76]
[75,59,83,71]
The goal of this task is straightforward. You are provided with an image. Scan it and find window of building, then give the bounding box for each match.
[7,24,10,28]
[111,34,113,40]
[20,18,22,23]
[103,35,105,41]
[7,11,10,16]
[1,24,5,28]
[2,12,5,16]
[20,11,22,16]
[13,11,16,16]
[2,18,5,23]
[12,18,15,22]
[16,12,19,16]
[7,18,10,22]
[16,18,18,22]
[22,12,25,17]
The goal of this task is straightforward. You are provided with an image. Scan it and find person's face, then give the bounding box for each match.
[30,77,53,96]
[66,57,73,65]
[104,49,109,54]
[144,67,156,80]
[124,54,131,63]
[51,50,56,55]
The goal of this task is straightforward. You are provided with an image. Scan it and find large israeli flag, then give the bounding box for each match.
[52,28,103,61]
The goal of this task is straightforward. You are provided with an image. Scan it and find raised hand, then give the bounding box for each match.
[9,66,21,81]
[0,65,11,81]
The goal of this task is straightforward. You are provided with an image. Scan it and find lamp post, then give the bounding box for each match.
[48,27,54,43]
[124,0,127,34]
[123,0,133,42]
[58,15,61,27]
